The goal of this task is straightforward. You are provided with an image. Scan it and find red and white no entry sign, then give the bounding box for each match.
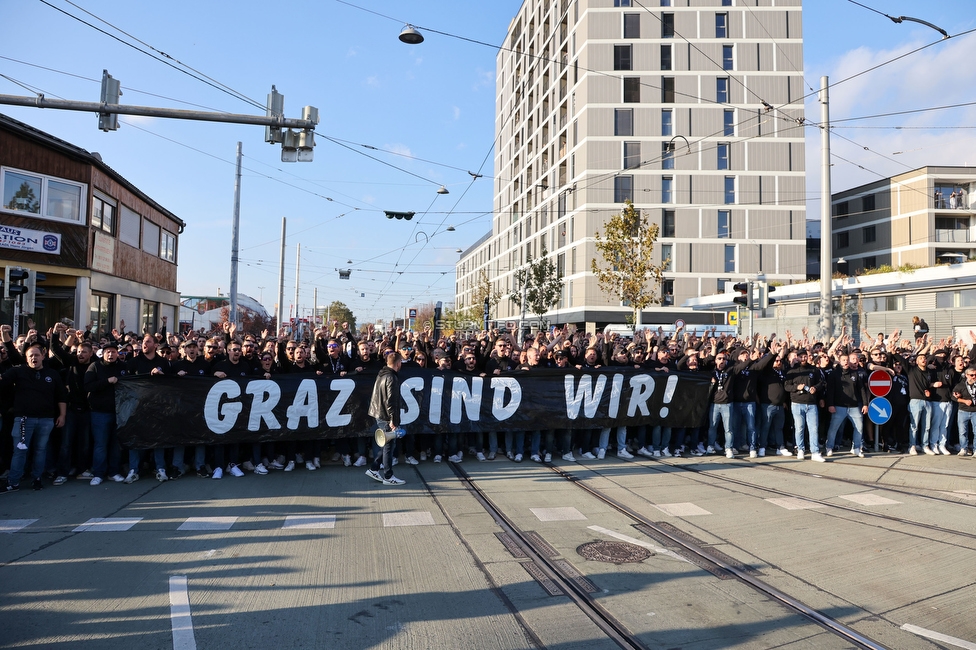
[868,369,892,397]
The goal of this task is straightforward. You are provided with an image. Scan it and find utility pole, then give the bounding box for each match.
[276,218,286,332]
[229,142,242,330]
[294,244,301,336]
[819,76,834,339]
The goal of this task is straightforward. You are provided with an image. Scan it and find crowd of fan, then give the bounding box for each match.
[2,316,974,494]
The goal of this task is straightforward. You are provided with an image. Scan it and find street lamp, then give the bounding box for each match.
[399,25,424,44]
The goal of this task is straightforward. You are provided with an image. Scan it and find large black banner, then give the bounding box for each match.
[115,367,711,449]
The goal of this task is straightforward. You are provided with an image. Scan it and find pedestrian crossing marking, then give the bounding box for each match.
[383,511,435,527]
[0,519,37,534]
[764,497,825,511]
[177,517,238,531]
[283,515,337,529]
[74,517,143,532]
[530,507,587,521]
[838,493,900,506]
[652,503,712,517]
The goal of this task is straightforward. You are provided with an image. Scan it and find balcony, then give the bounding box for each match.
[936,228,971,243]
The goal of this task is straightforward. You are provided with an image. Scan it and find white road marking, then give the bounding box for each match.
[169,576,197,650]
[283,515,337,529]
[0,519,37,533]
[177,517,237,531]
[652,502,712,516]
[530,506,587,521]
[901,623,976,649]
[382,511,435,527]
[839,493,901,506]
[587,525,690,563]
[764,497,826,511]
[73,517,142,532]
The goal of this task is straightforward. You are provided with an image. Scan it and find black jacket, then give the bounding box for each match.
[85,359,128,413]
[784,363,823,405]
[0,365,68,418]
[368,365,400,426]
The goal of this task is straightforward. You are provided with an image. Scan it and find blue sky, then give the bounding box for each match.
[2,1,974,324]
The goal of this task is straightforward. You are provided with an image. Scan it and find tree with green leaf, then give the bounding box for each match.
[508,248,563,321]
[591,200,669,325]
[475,269,502,321]
[324,301,356,332]
[5,182,40,213]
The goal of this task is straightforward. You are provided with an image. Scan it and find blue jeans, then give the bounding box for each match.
[825,407,865,451]
[707,403,733,450]
[908,399,933,448]
[128,447,166,474]
[90,411,121,480]
[957,410,976,450]
[931,402,951,448]
[758,404,785,449]
[597,426,627,451]
[651,425,671,451]
[55,407,91,476]
[371,419,396,479]
[504,431,525,456]
[8,417,55,486]
[790,403,819,453]
[734,402,758,450]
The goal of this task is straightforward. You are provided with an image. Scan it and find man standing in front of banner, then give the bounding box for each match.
[366,349,406,486]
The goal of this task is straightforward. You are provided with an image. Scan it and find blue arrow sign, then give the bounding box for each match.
[868,397,892,425]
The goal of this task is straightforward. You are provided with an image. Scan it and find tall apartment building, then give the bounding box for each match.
[456,0,807,330]
[830,166,976,274]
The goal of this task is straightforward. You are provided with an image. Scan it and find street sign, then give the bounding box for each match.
[728,311,738,326]
[868,397,892,425]
[674,319,685,329]
[868,370,892,397]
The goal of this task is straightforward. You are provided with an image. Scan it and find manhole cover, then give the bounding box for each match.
[577,540,652,564]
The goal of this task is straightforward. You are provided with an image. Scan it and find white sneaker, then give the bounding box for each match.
[797,450,805,460]
[295,453,304,464]
[706,446,716,454]
[124,469,139,484]
[531,454,542,463]
[305,461,317,471]
[284,461,295,471]
[758,448,765,457]
[392,457,398,466]
[778,448,791,456]
[342,455,352,467]
[652,449,662,458]
[617,449,634,459]
[155,468,169,482]
[365,469,382,482]
[662,448,673,457]
[506,451,514,460]
[811,453,826,462]
[909,446,918,455]
[562,452,577,462]
[725,449,734,459]
[486,451,496,460]
[420,451,427,461]
[826,449,833,457]
[229,464,245,477]
[514,453,523,462]
[581,451,596,460]
[254,463,269,475]
[856,450,865,458]
[383,475,405,486]
[405,456,419,465]
[749,449,757,458]
[433,455,442,463]
[212,467,223,479]
[923,446,936,455]
[242,460,255,472]
[448,453,463,463]
[542,452,551,462]
[109,474,125,483]
[596,448,606,459]
[269,459,285,470]
[313,457,321,469]
[90,476,103,486]
[939,443,950,455]
[696,443,707,455]
[637,447,654,458]
[354,456,367,467]
[476,452,487,462]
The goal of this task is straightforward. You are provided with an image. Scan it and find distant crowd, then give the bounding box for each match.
[2,315,974,494]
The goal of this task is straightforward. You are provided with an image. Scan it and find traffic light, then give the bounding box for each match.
[23,271,45,314]
[732,281,752,309]
[384,211,416,220]
[760,282,776,309]
[98,70,122,132]
[3,267,28,300]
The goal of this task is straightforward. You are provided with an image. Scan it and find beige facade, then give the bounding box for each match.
[457,0,807,328]
[831,166,976,274]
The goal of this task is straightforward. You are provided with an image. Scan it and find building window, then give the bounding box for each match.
[662,109,673,136]
[717,77,729,103]
[624,13,640,38]
[91,194,116,234]
[662,142,674,170]
[1,166,86,224]
[863,225,876,244]
[718,210,730,238]
[662,209,675,237]
[142,219,160,256]
[864,255,877,270]
[615,108,634,136]
[662,13,674,38]
[161,230,177,263]
[662,279,674,305]
[119,205,141,247]
[836,231,849,249]
[661,244,673,271]
[723,45,734,70]
[662,176,673,204]
[661,44,672,70]
[624,142,641,170]
[614,0,631,6]
[90,292,115,342]
[614,44,632,71]
[717,143,729,170]
[142,301,158,334]
[716,13,728,38]
[835,201,849,217]
[723,109,734,136]
[662,77,675,103]
[862,193,875,211]
[724,177,735,204]
[722,0,732,5]
[660,0,671,6]
[614,176,633,203]
[724,244,735,273]
[623,77,640,103]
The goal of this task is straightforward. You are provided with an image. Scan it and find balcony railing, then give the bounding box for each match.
[936,228,971,243]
